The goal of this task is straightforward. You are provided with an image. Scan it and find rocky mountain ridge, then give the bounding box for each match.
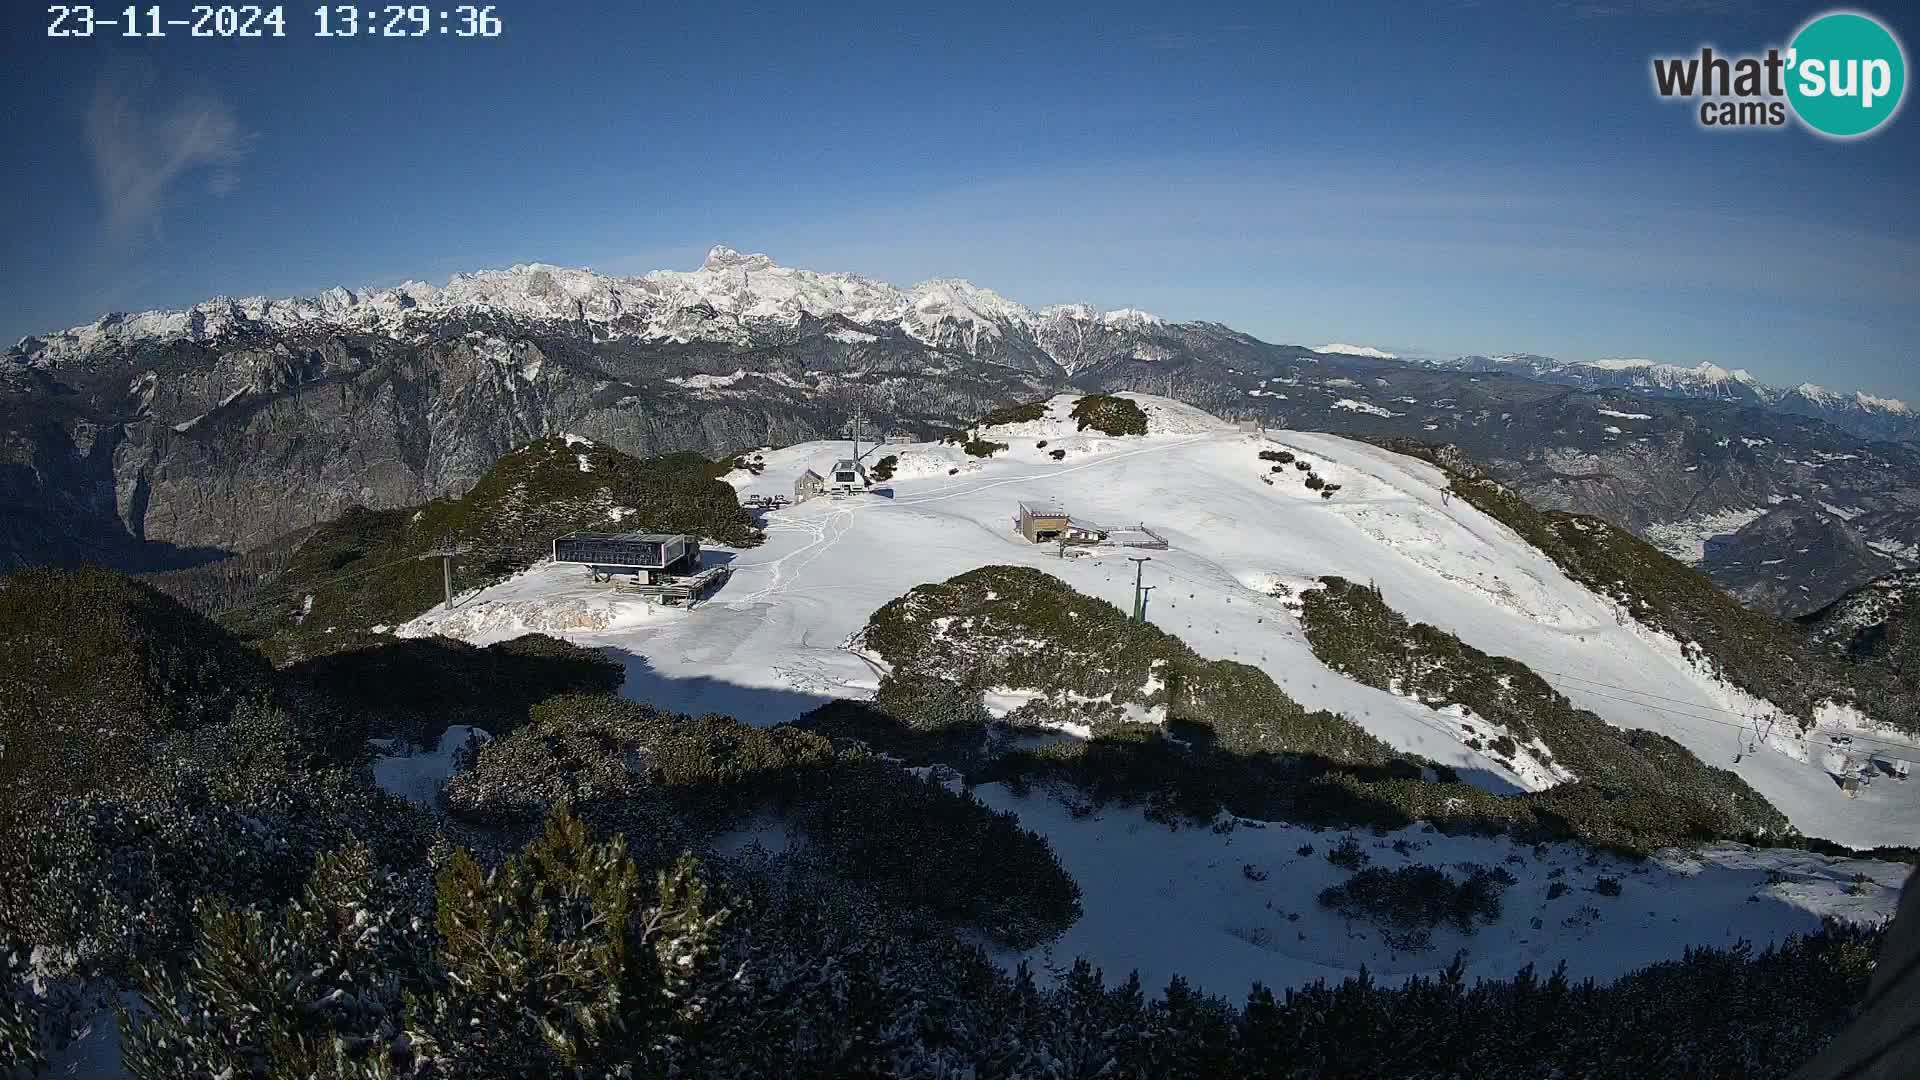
[6,247,1917,617]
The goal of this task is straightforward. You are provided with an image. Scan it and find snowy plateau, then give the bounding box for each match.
[375,393,1916,1000]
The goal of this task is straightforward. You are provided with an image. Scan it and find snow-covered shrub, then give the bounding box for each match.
[1318,864,1516,949]
[452,693,1079,947]
[119,810,733,1079]
[0,770,436,985]
[1327,835,1370,871]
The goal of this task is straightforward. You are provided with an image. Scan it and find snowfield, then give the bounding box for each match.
[396,392,1915,987]
[973,787,1907,998]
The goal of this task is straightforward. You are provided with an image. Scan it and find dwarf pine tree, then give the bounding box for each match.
[409,809,729,1076]
[118,840,426,1079]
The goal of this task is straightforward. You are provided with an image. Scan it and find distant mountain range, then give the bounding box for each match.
[7,246,1918,615]
[1417,353,1918,443]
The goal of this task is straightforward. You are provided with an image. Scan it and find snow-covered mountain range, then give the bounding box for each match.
[12,246,1169,377]
[1424,353,1916,440]
[18,248,1912,439]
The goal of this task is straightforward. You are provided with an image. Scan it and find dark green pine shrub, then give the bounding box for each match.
[277,632,625,752]
[0,765,438,985]
[1799,572,1920,731]
[1318,864,1517,951]
[1069,394,1150,436]
[869,454,899,482]
[0,566,276,814]
[115,856,1894,1080]
[979,400,1052,427]
[448,693,1080,947]
[118,811,733,1079]
[963,437,1011,458]
[862,565,1398,765]
[1327,835,1371,870]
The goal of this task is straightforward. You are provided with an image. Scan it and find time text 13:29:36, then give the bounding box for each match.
[46,5,503,38]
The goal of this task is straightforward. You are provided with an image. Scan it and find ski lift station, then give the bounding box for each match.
[550,531,730,605]
[1016,500,1072,543]
[1015,499,1169,549]
[829,458,868,492]
[793,459,870,503]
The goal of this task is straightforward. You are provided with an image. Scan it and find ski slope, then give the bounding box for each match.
[404,393,1920,850]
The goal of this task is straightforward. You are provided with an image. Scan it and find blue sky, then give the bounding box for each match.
[3,1,1916,398]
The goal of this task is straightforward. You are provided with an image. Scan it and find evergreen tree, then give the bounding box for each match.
[410,809,728,1076]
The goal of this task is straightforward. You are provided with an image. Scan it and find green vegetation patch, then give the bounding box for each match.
[1070,394,1150,436]
[862,565,1395,764]
[963,437,1010,458]
[978,399,1052,427]
[1799,572,1920,729]
[1318,863,1516,952]
[0,567,276,814]
[222,437,760,659]
[1366,438,1917,736]
[278,633,625,753]
[447,693,1080,947]
[1300,576,1790,853]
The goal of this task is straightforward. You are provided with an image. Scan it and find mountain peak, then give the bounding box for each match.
[701,245,776,272]
[1317,343,1396,359]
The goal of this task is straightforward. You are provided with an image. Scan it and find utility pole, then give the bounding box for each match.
[416,532,474,611]
[1128,556,1152,622]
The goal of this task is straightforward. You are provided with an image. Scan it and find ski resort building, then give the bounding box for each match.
[829,458,867,493]
[549,530,730,606]
[1016,500,1072,543]
[794,469,825,504]
[551,532,700,582]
